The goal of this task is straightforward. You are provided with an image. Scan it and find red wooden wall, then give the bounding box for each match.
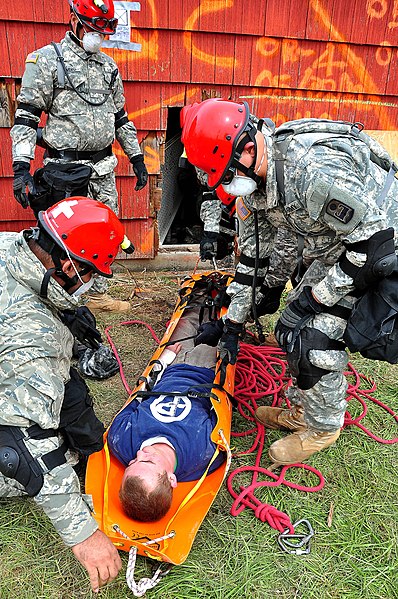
[0,0,397,258]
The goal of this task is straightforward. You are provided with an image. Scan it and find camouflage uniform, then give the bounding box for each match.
[227,126,398,431]
[0,231,98,546]
[10,31,142,293]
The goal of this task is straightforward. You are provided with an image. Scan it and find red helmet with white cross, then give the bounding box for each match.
[180,98,258,190]
[68,0,118,35]
[38,197,126,277]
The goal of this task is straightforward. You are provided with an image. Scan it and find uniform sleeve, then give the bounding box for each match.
[226,195,276,323]
[298,148,390,306]
[200,199,222,233]
[10,51,54,162]
[112,71,141,159]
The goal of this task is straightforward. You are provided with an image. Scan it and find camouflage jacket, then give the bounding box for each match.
[227,127,398,322]
[10,32,141,176]
[0,231,98,546]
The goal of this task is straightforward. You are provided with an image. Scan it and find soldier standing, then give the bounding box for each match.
[10,0,148,313]
[0,198,134,592]
[181,98,398,466]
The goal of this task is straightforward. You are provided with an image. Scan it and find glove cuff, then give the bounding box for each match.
[224,318,244,336]
[130,154,145,165]
[299,286,325,314]
[202,231,219,241]
[13,161,31,174]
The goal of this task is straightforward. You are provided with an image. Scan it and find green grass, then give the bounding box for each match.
[1,272,397,599]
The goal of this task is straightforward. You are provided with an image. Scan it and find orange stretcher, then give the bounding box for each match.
[86,271,235,566]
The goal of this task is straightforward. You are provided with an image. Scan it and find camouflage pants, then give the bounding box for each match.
[284,312,349,432]
[283,262,355,431]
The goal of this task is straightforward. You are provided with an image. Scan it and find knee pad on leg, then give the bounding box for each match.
[287,328,345,391]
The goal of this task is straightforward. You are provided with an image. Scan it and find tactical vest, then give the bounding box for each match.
[272,119,397,209]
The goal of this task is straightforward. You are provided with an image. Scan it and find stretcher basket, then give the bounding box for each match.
[86,271,235,565]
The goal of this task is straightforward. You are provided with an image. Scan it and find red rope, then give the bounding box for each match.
[227,342,398,534]
[343,363,398,444]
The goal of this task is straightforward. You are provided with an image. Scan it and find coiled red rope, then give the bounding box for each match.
[228,342,398,534]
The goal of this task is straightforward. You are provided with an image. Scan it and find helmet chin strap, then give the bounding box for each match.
[231,122,264,187]
[39,253,81,299]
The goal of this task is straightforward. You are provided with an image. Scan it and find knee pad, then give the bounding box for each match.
[287,328,345,391]
[0,426,44,496]
[340,228,396,290]
[0,425,66,497]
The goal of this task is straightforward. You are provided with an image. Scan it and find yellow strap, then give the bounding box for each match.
[102,439,112,533]
[162,439,223,541]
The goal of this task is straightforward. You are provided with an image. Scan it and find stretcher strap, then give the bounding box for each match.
[102,439,112,531]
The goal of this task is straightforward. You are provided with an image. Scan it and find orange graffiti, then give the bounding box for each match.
[183,1,236,69]
[103,0,396,130]
[389,0,398,29]
[309,0,396,129]
[144,145,161,173]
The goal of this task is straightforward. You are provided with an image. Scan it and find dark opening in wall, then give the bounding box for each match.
[158,106,205,245]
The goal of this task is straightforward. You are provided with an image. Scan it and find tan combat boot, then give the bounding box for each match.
[268,428,341,466]
[85,292,131,313]
[255,405,307,432]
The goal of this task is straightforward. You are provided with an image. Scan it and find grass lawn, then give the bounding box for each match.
[0,271,397,599]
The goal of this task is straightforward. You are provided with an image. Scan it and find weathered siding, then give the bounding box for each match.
[0,0,397,257]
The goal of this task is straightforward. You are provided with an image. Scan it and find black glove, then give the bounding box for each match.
[78,344,120,380]
[218,319,244,367]
[275,286,324,352]
[255,284,285,316]
[200,231,218,261]
[13,162,35,208]
[131,154,148,191]
[194,318,224,346]
[60,306,102,350]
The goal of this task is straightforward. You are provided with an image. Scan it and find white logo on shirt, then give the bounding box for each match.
[150,395,191,423]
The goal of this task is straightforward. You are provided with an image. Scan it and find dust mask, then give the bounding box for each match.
[82,32,104,53]
[222,176,257,197]
[71,276,95,298]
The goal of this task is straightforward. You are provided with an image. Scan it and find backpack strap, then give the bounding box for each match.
[51,42,65,100]
[273,129,294,204]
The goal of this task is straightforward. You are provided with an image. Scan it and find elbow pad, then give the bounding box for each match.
[339,228,396,289]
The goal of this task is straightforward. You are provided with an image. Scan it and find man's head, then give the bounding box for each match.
[181,98,268,196]
[68,0,117,52]
[119,445,177,522]
[30,196,130,298]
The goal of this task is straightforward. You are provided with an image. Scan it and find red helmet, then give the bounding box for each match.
[181,98,255,190]
[68,0,118,35]
[38,197,126,277]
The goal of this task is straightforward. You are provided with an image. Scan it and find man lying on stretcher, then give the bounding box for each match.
[107,309,226,522]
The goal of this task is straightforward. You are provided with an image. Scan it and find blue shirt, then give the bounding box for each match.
[108,363,226,482]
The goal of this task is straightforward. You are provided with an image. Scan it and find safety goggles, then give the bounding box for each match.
[221,167,236,185]
[81,15,119,33]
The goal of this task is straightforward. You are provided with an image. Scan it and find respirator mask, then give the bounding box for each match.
[82,31,104,53]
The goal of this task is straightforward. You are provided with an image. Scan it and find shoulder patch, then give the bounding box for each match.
[26,52,39,64]
[325,199,354,224]
[236,197,252,221]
